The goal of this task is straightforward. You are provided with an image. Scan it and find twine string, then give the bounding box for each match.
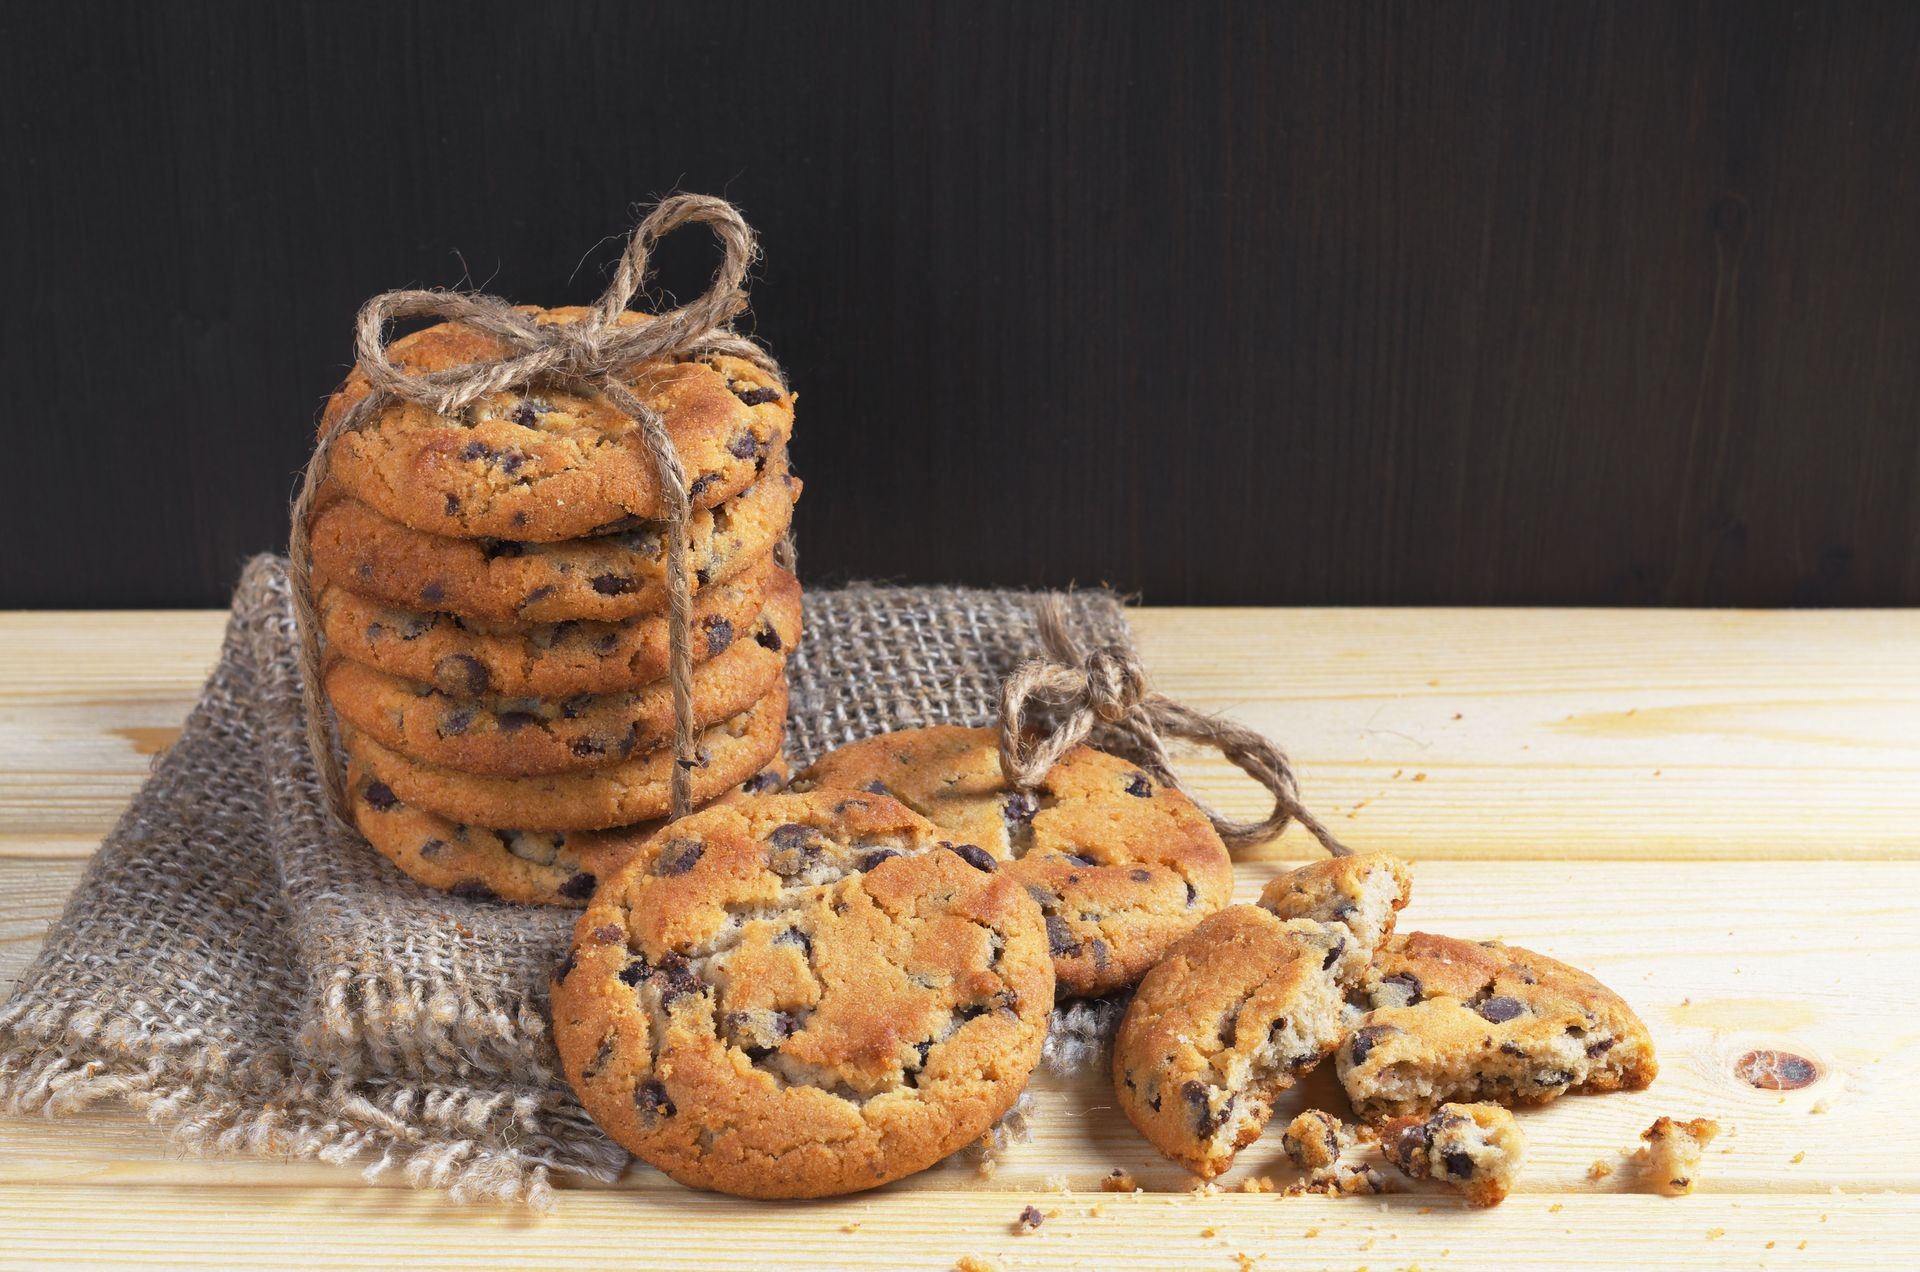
[998,595,1351,855]
[290,194,784,825]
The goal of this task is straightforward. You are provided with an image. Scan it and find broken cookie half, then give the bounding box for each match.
[1380,1101,1525,1206]
[1111,854,1412,1177]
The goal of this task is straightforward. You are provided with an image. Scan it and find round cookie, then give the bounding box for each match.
[549,790,1055,1197]
[311,461,798,623]
[325,306,793,541]
[324,574,800,776]
[347,760,788,906]
[793,726,1233,997]
[1111,855,1411,1178]
[1336,931,1658,1121]
[319,559,785,698]
[341,678,788,830]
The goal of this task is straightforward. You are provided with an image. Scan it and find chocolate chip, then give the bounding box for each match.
[459,440,493,462]
[1089,938,1110,970]
[753,625,782,652]
[1348,1024,1399,1066]
[1062,851,1098,866]
[497,450,530,479]
[592,923,624,943]
[433,653,491,697]
[419,838,448,858]
[1183,881,1198,907]
[436,708,471,736]
[857,848,900,872]
[864,779,894,797]
[727,431,760,459]
[651,953,700,1005]
[443,493,460,516]
[509,399,546,428]
[688,472,718,499]
[770,823,818,851]
[635,1079,675,1124]
[1002,790,1039,828]
[702,616,734,655]
[1123,773,1153,798]
[1182,1080,1227,1136]
[590,573,636,596]
[519,584,557,609]
[742,769,783,794]
[1379,971,1424,1005]
[695,567,711,587]
[1016,1205,1044,1232]
[1443,1150,1476,1179]
[558,871,597,901]
[496,710,540,733]
[450,880,499,902]
[734,386,782,407]
[553,951,576,983]
[1045,914,1080,957]
[559,694,592,719]
[1477,995,1527,1024]
[1321,935,1347,970]
[363,781,399,812]
[1586,1037,1617,1057]
[420,581,446,604]
[1499,1041,1527,1057]
[618,958,650,986]
[569,737,605,758]
[1129,868,1152,883]
[947,843,998,873]
[774,926,813,958]
[654,838,705,876]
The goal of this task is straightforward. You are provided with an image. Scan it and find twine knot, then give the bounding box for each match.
[290,195,784,825]
[999,595,1350,855]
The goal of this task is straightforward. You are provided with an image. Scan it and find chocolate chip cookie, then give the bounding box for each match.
[1337,932,1658,1120]
[319,559,786,699]
[793,726,1234,998]
[341,679,788,830]
[324,574,800,776]
[549,790,1055,1197]
[1111,855,1412,1178]
[347,760,787,906]
[325,307,793,541]
[310,461,797,623]
[1380,1102,1524,1206]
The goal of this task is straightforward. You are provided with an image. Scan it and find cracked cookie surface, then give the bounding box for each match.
[550,790,1054,1197]
[325,570,800,776]
[1380,1102,1524,1206]
[324,306,794,541]
[311,461,797,623]
[341,679,788,830]
[347,762,787,906]
[794,726,1233,997]
[319,558,785,699]
[1337,931,1657,1120]
[1111,855,1411,1178]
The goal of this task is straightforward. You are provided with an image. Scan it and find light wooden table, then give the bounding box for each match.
[2,608,1915,1270]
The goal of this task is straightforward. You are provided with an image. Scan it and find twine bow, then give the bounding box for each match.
[999,596,1351,855]
[290,195,786,825]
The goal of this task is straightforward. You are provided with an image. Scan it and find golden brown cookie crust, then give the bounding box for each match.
[324,307,794,541]
[341,679,788,830]
[310,461,798,623]
[549,790,1054,1197]
[346,760,787,906]
[324,575,800,775]
[319,559,786,699]
[794,726,1233,997]
[1337,931,1658,1120]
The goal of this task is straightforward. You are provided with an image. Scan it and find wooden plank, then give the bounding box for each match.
[0,1184,1904,1270]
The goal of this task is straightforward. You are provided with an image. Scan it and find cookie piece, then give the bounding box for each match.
[347,761,788,906]
[549,790,1055,1197]
[1110,855,1412,1177]
[319,558,784,698]
[341,679,788,830]
[324,574,800,776]
[311,461,798,623]
[325,306,793,541]
[1636,1116,1720,1195]
[794,726,1233,997]
[1337,931,1658,1120]
[1380,1102,1524,1206]
[1280,1108,1347,1172]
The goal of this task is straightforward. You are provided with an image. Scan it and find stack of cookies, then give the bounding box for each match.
[308,306,801,906]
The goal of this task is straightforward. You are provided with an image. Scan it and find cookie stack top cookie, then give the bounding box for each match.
[312,303,803,908]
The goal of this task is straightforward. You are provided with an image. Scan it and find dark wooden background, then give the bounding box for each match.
[4,1,1917,608]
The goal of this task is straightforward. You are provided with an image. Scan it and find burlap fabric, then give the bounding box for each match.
[0,555,1133,1204]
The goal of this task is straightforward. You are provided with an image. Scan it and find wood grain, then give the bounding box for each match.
[2,607,1915,1266]
[4,2,1919,609]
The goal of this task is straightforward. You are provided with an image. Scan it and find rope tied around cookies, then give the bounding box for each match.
[289,194,787,825]
[999,596,1351,855]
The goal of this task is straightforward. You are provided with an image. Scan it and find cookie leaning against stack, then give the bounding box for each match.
[313,306,803,906]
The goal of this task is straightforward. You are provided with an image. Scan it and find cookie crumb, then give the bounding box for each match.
[1100,1168,1137,1193]
[1810,1098,1831,1114]
[1013,1205,1044,1234]
[1587,1160,1615,1181]
[1549,1203,1563,1213]
[1636,1116,1721,1195]
[1236,1175,1277,1193]
[1706,1228,1725,1240]
[1791,1151,1806,1164]
[1044,1172,1073,1193]
[953,1257,1004,1272]
[840,1221,861,1233]
[1281,1109,1347,1172]
[1201,1226,1217,1238]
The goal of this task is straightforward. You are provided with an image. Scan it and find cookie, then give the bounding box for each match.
[1336,931,1658,1120]
[319,559,785,699]
[1111,855,1412,1177]
[341,679,788,830]
[324,306,793,541]
[549,790,1055,1197]
[324,572,800,776]
[1380,1102,1524,1206]
[310,461,798,623]
[347,760,786,906]
[1636,1116,1720,1195]
[793,726,1234,997]
[1279,1108,1347,1173]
